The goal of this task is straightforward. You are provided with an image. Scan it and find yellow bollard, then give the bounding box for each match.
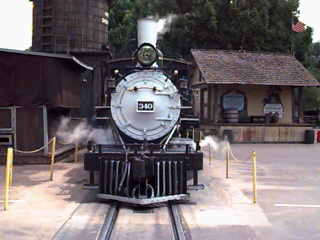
[200,131,203,140]
[192,129,195,141]
[74,141,79,163]
[209,146,212,165]
[4,147,13,210]
[252,149,257,203]
[49,137,57,181]
[226,142,230,178]
[9,150,13,186]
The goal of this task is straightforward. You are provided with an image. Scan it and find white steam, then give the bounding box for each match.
[200,135,228,155]
[55,117,115,145]
[156,14,178,36]
[200,136,219,150]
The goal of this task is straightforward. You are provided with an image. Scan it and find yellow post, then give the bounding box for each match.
[200,131,203,140]
[192,129,195,141]
[74,141,79,163]
[9,149,13,186]
[4,147,13,210]
[209,146,212,165]
[226,142,229,178]
[252,149,257,203]
[50,137,57,181]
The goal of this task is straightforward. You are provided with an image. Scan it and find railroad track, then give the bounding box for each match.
[168,202,188,240]
[97,202,121,240]
[97,201,189,240]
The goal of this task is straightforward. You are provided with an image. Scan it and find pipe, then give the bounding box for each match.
[163,124,178,151]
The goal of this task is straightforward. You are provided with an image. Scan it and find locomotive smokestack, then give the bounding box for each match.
[137,18,158,48]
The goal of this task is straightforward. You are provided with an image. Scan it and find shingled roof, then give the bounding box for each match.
[191,49,319,86]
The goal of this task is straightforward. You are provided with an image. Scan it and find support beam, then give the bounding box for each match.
[291,87,296,123]
[213,85,219,123]
[298,87,304,124]
[208,85,212,122]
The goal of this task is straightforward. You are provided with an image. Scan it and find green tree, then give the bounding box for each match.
[305,42,320,80]
[108,0,156,55]
[108,0,312,60]
[303,42,320,109]
[158,1,218,58]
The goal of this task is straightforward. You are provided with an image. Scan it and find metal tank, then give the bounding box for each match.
[30,0,109,53]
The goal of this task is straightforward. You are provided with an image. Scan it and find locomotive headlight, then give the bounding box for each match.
[137,43,157,67]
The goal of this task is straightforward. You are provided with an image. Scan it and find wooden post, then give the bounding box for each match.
[298,87,304,124]
[291,87,296,123]
[213,85,219,124]
[208,85,212,122]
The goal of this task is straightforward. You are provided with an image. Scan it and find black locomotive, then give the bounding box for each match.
[84,18,203,205]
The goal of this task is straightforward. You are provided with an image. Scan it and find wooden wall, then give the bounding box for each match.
[191,83,294,124]
[213,85,293,124]
[202,125,314,143]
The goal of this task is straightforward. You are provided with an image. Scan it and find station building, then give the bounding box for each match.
[189,49,320,143]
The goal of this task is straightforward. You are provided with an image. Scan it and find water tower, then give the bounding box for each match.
[30,0,109,58]
[29,0,111,111]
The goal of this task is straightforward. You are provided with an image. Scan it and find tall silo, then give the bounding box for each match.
[30,0,109,54]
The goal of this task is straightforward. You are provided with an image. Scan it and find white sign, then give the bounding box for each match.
[263,103,283,118]
[223,92,245,111]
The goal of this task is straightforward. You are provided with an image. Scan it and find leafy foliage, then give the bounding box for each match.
[108,0,319,109]
[304,42,320,109]
[109,0,311,60]
[108,0,156,56]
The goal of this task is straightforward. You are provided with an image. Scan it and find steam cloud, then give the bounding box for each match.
[156,14,178,36]
[200,136,219,150]
[55,117,115,145]
[200,135,228,155]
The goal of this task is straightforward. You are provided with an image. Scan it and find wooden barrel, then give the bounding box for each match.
[305,130,315,144]
[222,129,234,143]
[224,109,239,123]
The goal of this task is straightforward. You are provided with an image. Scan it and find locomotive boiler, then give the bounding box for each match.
[84,18,203,205]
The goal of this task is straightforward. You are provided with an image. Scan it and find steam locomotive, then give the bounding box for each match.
[84,19,203,205]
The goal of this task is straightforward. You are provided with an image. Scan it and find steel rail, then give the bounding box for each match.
[97,202,120,240]
[168,202,187,240]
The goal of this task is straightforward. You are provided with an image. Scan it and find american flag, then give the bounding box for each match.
[292,21,306,32]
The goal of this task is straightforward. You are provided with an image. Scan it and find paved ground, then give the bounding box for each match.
[0,150,107,240]
[197,143,320,240]
[0,144,319,239]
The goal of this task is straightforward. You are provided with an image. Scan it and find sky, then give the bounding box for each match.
[0,0,318,51]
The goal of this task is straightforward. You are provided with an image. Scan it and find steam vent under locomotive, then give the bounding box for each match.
[84,18,204,205]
